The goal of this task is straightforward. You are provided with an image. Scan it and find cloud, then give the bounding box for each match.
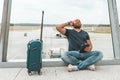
[1,0,119,24]
[0,0,4,22]
[116,0,120,23]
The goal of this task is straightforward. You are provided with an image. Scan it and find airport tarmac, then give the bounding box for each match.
[7,27,114,60]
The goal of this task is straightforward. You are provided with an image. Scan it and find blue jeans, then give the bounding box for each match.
[61,50,103,70]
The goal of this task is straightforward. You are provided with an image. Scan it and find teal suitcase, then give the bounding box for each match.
[26,11,44,75]
[27,39,42,75]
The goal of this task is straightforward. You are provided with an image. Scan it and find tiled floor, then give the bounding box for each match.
[0,65,120,80]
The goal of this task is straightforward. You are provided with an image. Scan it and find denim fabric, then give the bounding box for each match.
[61,51,103,70]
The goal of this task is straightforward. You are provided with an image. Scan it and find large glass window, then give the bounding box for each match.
[7,0,113,60]
[116,0,120,25]
[0,0,4,61]
[0,0,4,32]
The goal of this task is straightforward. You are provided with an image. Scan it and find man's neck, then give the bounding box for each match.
[74,28,81,32]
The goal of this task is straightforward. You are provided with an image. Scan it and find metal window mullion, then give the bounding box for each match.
[107,0,120,59]
[0,0,12,62]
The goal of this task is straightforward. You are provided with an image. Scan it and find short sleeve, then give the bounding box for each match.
[64,29,69,37]
[86,32,90,40]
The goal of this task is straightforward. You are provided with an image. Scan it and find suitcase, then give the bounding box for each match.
[27,39,42,75]
[26,11,44,75]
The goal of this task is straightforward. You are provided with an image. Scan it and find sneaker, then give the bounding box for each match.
[88,64,95,71]
[67,64,79,72]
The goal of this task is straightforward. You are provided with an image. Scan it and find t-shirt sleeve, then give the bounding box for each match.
[64,29,69,37]
[86,32,90,40]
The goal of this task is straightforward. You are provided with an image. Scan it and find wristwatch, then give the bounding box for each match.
[67,22,71,25]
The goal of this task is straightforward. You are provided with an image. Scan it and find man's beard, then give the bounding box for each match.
[74,25,81,29]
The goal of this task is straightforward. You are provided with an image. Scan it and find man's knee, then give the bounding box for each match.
[94,51,103,60]
[61,51,68,59]
[61,52,70,64]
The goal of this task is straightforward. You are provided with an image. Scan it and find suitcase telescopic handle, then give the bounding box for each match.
[40,11,44,41]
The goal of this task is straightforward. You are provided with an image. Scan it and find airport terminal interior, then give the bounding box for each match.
[0,0,120,80]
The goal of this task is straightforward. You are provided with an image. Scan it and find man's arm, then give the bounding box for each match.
[56,21,73,35]
[84,40,93,52]
[56,22,68,35]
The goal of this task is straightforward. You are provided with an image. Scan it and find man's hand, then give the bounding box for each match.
[67,21,74,26]
[84,47,91,52]
[84,40,93,53]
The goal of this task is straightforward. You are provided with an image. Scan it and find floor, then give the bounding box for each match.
[0,65,120,80]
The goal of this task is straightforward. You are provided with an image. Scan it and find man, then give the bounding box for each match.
[56,19,103,72]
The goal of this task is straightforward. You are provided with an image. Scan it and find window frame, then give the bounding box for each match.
[0,0,120,67]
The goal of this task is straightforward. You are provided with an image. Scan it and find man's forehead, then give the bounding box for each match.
[75,19,80,21]
[74,19,81,23]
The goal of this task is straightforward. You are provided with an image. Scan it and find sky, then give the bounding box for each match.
[0,0,120,24]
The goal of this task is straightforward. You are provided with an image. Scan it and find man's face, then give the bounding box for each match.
[73,19,81,28]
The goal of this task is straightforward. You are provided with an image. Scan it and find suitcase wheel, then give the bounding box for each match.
[28,70,32,76]
[38,69,41,75]
[27,70,41,75]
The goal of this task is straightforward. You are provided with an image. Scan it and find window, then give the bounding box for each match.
[0,0,3,32]
[116,0,120,25]
[0,0,4,61]
[7,0,114,61]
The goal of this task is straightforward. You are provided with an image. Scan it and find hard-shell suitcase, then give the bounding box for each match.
[26,11,44,75]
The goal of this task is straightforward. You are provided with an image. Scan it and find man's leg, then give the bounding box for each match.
[61,51,82,72]
[77,50,103,70]
[61,51,82,65]
[61,50,103,72]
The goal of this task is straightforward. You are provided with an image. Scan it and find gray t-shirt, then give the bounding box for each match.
[65,29,90,51]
